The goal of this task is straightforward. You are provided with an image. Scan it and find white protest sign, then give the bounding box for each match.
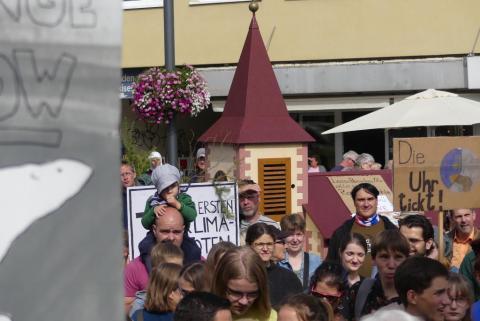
[0,2,122,321]
[127,182,240,259]
[377,194,394,213]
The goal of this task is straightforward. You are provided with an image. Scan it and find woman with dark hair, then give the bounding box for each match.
[211,246,277,321]
[309,262,346,321]
[339,233,368,288]
[350,230,410,321]
[131,263,183,321]
[245,223,303,308]
[278,293,331,321]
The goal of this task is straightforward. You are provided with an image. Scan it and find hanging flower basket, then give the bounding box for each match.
[132,65,211,124]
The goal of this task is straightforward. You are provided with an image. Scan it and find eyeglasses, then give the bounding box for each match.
[311,290,343,306]
[449,296,469,307]
[253,242,274,250]
[226,287,259,301]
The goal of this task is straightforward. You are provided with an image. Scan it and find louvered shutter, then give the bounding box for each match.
[258,158,291,222]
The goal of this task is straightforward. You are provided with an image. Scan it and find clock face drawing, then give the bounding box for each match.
[440,148,480,192]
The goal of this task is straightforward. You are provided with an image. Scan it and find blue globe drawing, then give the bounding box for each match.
[440,148,462,189]
[440,148,480,192]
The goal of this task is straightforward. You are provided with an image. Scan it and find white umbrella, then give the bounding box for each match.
[322,89,480,134]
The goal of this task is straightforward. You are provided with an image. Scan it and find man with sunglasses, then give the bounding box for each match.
[238,179,280,245]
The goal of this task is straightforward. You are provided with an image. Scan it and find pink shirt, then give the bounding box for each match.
[124,256,149,297]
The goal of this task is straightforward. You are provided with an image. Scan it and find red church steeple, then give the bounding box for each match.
[199,4,314,144]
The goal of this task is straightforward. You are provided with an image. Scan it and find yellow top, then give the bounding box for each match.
[233,309,277,321]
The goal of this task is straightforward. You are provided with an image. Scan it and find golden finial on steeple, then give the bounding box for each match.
[249,0,259,13]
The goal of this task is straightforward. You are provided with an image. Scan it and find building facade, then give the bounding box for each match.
[121,0,480,169]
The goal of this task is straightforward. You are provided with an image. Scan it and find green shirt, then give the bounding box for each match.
[141,192,197,230]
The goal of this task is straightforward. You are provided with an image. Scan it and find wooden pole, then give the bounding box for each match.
[438,211,445,263]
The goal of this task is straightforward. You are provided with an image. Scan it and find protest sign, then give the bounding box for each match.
[127,182,240,258]
[393,136,480,211]
[328,175,393,214]
[0,2,122,321]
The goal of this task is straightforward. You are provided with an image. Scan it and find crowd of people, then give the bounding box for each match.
[120,148,480,321]
[308,150,388,173]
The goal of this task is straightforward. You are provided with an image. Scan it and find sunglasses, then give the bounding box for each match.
[311,290,343,306]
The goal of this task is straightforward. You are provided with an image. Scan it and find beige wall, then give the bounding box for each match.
[123,0,480,67]
[244,144,305,214]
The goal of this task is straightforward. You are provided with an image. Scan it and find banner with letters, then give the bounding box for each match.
[0,2,122,321]
[127,182,240,259]
[393,136,480,211]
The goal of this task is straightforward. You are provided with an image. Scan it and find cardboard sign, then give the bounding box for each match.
[393,136,480,211]
[328,175,393,214]
[0,2,122,321]
[127,182,240,259]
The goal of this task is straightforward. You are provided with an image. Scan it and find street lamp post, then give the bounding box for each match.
[164,0,177,166]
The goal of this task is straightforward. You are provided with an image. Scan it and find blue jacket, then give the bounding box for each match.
[278,251,322,289]
[139,231,201,273]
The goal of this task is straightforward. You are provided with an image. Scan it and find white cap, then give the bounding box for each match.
[148,151,162,160]
[196,148,206,159]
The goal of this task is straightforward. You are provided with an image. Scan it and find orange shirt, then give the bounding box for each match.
[451,229,475,269]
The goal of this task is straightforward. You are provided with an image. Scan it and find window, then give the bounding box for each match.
[258,158,291,222]
[189,0,251,5]
[123,0,163,10]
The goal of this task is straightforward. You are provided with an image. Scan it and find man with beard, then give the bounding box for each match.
[399,214,435,257]
[238,179,280,245]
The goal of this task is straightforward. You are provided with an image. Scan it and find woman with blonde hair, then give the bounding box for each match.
[131,263,183,321]
[178,262,208,295]
[445,273,473,321]
[204,241,236,286]
[212,246,277,321]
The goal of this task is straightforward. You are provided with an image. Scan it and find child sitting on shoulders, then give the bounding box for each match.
[138,164,198,270]
[141,164,196,229]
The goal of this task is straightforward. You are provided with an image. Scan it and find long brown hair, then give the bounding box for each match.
[211,246,271,319]
[144,263,181,312]
[204,241,236,286]
[447,273,474,321]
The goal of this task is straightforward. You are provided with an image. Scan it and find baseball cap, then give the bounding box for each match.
[151,164,181,194]
[238,179,261,194]
[196,148,206,159]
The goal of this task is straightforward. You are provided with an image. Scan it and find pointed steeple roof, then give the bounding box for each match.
[199,12,314,144]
